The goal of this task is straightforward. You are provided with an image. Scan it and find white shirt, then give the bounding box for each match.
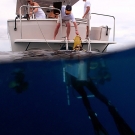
[61,6,76,22]
[34,8,46,19]
[84,0,91,18]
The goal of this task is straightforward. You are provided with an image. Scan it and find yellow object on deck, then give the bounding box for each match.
[73,35,82,50]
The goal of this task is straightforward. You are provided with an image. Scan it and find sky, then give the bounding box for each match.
[0,0,135,52]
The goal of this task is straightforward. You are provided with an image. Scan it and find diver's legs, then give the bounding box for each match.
[70,75,109,135]
[73,85,109,135]
[85,79,109,105]
[85,79,135,135]
[108,103,135,135]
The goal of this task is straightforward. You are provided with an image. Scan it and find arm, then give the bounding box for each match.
[29,2,39,15]
[71,14,79,35]
[83,6,90,18]
[73,22,79,35]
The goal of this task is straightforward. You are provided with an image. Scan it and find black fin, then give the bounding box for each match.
[89,111,109,135]
[108,105,135,135]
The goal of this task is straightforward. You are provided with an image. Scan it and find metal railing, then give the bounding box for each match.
[75,13,115,42]
[19,5,62,39]
[91,13,115,41]
[74,13,115,52]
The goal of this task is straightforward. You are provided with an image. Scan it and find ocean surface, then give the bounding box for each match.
[0,48,135,135]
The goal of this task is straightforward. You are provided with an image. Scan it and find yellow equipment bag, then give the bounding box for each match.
[73,35,82,50]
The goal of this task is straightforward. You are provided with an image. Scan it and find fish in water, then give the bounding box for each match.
[9,68,28,93]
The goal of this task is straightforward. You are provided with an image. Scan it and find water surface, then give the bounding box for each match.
[0,48,135,135]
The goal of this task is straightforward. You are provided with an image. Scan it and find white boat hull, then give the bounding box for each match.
[7,19,116,52]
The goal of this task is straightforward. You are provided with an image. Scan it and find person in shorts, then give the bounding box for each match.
[82,0,91,39]
[53,5,79,40]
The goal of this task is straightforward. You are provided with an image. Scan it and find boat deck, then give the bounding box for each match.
[14,39,116,44]
[13,39,116,52]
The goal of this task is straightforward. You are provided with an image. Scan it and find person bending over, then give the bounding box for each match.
[54,5,79,40]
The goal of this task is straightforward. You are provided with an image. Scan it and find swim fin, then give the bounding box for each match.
[108,105,135,135]
[89,111,109,135]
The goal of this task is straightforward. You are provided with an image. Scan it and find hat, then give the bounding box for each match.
[65,5,72,14]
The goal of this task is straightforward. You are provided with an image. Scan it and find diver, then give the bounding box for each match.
[9,68,28,93]
[89,58,111,85]
[65,58,135,135]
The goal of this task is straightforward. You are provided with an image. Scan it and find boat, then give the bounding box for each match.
[7,0,116,53]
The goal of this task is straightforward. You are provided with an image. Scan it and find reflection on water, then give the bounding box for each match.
[0,48,135,135]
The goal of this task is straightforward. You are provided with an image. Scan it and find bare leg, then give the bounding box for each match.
[66,22,71,40]
[86,26,89,38]
[86,18,90,38]
[54,23,60,40]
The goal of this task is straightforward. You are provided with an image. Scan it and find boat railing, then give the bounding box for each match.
[75,13,115,52]
[91,13,115,41]
[75,13,115,42]
[19,5,62,39]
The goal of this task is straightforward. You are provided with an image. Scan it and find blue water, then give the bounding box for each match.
[0,48,135,135]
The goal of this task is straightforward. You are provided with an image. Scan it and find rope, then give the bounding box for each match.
[31,7,53,50]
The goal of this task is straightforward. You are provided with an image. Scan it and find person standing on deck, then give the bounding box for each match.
[53,5,79,40]
[82,0,91,39]
[26,0,46,19]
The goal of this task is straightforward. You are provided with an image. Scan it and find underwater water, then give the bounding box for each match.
[0,48,135,135]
